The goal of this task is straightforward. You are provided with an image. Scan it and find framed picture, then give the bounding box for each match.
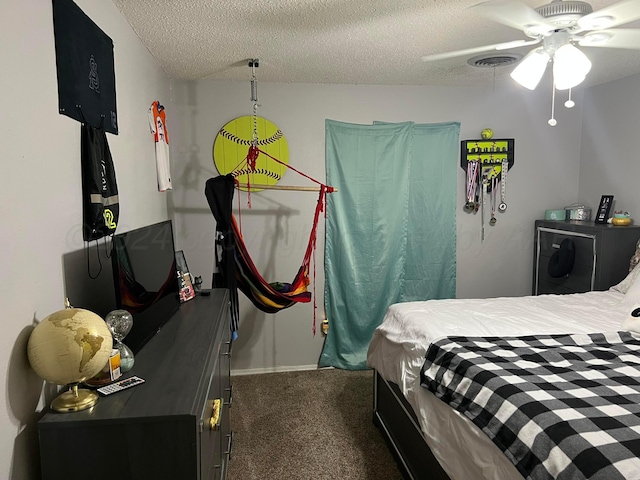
[175,250,190,274]
[595,195,614,224]
[175,250,195,302]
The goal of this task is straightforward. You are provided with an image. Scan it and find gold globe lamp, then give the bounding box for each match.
[27,300,113,413]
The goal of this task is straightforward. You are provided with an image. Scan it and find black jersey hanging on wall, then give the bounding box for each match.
[52,0,118,134]
[53,0,120,242]
[81,122,119,242]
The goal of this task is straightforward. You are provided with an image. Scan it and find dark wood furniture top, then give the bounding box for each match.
[38,289,232,480]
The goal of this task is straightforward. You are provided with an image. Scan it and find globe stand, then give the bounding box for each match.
[51,383,99,413]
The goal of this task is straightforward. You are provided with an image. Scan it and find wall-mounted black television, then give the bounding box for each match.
[111,220,181,354]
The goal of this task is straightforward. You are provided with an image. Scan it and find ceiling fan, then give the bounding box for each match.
[422,0,640,93]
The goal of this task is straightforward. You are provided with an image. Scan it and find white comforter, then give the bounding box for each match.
[367,290,630,480]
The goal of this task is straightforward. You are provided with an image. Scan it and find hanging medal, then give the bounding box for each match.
[498,159,508,213]
[464,160,478,213]
[464,160,473,212]
[490,175,497,226]
[481,173,488,241]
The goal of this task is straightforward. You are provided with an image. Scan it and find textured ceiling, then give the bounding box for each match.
[111,0,640,88]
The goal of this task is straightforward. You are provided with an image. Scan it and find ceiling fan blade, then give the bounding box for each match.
[421,39,540,62]
[470,0,555,35]
[578,29,640,49]
[577,0,640,30]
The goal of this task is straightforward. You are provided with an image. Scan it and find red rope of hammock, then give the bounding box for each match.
[252,146,335,192]
[233,145,334,335]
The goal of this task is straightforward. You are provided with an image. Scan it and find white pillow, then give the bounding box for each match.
[612,261,640,294]
[622,267,640,308]
[621,306,640,334]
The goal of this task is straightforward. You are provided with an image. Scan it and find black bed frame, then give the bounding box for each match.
[373,371,451,480]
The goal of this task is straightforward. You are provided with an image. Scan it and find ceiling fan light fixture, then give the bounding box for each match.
[553,43,592,90]
[510,48,550,90]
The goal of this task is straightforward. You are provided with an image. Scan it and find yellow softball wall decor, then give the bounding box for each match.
[213,116,289,192]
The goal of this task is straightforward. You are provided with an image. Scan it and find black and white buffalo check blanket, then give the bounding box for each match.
[420,332,640,480]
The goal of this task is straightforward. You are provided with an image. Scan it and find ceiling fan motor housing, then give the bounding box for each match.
[543,30,571,54]
[535,0,593,27]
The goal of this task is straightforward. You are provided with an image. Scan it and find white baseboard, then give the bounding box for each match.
[231,365,334,376]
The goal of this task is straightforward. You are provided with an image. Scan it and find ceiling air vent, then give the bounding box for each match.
[467,53,523,68]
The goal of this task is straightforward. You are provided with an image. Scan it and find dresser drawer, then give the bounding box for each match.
[201,401,223,480]
[537,279,587,295]
[201,300,229,480]
[537,229,595,267]
[536,253,594,294]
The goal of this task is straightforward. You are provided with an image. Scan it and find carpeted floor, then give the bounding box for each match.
[227,368,404,480]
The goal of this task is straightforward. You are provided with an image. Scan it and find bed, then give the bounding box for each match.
[368,261,640,480]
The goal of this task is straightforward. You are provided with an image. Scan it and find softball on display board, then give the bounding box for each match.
[213,116,289,192]
[481,128,494,140]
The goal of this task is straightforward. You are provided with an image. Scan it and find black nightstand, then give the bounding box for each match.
[533,220,640,295]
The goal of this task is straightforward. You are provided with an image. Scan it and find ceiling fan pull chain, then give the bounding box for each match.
[565,88,575,109]
[492,66,496,94]
[548,75,558,127]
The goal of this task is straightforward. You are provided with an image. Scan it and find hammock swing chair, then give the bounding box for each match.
[204,145,335,340]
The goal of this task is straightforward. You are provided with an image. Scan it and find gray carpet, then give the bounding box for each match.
[227,368,404,480]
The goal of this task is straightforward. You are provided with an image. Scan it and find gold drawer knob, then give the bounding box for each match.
[209,399,222,431]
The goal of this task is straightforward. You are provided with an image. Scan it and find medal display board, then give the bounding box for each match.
[459,138,514,184]
[460,138,515,238]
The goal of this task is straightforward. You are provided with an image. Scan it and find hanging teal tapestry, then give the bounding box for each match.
[320,120,459,370]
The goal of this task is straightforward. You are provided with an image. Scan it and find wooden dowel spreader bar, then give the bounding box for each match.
[235,183,337,192]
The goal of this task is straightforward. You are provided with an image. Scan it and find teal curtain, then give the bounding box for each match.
[319,120,459,370]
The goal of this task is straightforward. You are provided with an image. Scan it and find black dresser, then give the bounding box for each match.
[533,220,640,295]
[37,289,233,480]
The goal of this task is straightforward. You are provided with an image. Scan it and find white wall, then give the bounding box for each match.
[579,73,640,217]
[169,79,586,373]
[0,1,171,478]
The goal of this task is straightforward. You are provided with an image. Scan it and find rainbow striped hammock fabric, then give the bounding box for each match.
[231,214,312,312]
[205,174,329,338]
